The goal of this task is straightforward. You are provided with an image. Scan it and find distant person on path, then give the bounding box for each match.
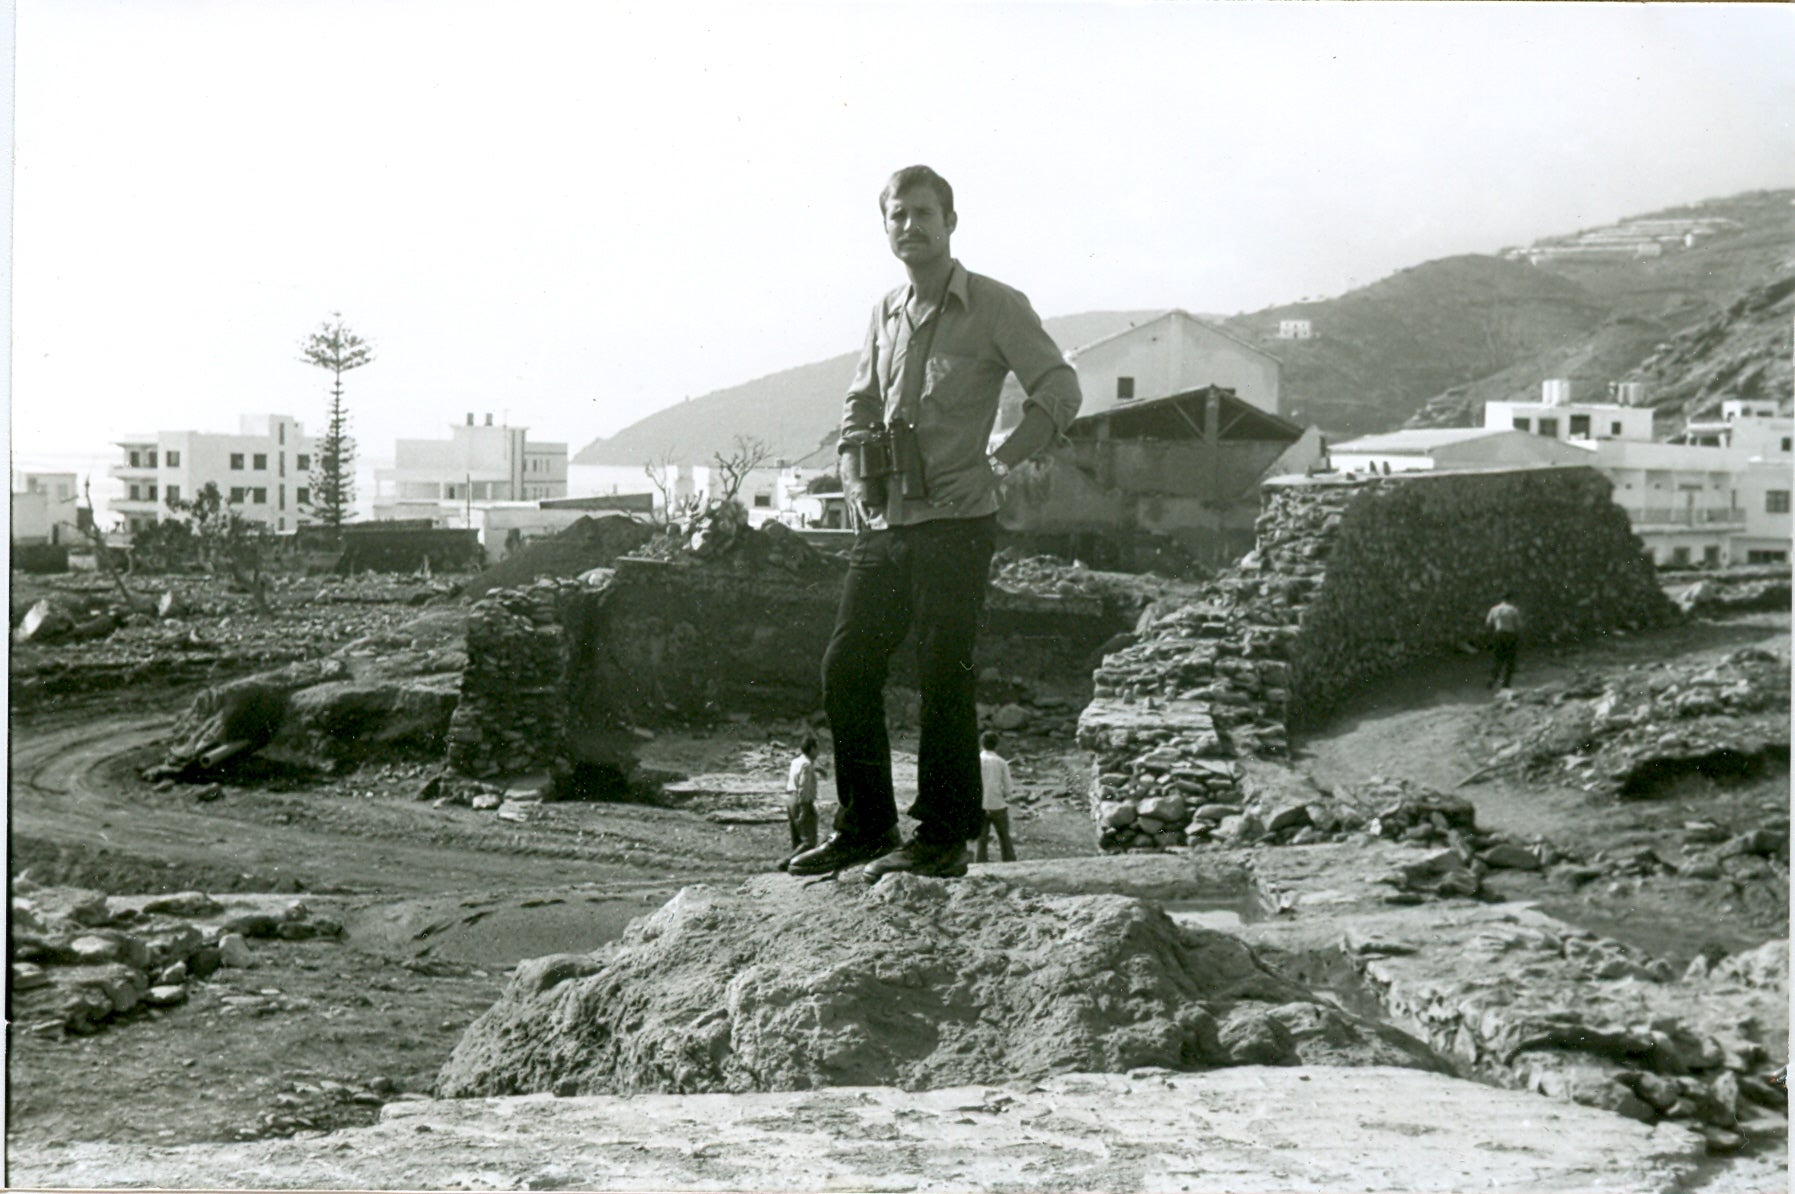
[787,165,1082,883]
[776,734,820,871]
[976,731,1018,863]
[1485,594,1524,690]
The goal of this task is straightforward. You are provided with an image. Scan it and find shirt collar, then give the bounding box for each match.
[898,259,969,316]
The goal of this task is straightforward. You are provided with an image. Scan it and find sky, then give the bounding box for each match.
[6,1,1793,508]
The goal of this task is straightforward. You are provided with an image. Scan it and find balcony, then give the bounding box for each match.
[109,462,156,479]
[1621,505,1746,530]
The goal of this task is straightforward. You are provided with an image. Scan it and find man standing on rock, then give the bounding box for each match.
[1485,593,1524,690]
[788,165,1081,882]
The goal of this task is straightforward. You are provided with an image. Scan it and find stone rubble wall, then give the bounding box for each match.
[1081,467,1679,852]
[447,578,605,779]
[448,527,1133,781]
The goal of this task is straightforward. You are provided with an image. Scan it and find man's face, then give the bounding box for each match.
[883,184,956,270]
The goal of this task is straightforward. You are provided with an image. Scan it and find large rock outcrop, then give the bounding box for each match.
[437,874,1447,1098]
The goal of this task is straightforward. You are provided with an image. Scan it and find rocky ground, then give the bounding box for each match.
[5,565,1788,1189]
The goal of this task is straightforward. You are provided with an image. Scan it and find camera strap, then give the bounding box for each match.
[890,273,951,428]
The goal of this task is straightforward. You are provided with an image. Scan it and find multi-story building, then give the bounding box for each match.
[371,413,568,524]
[11,472,82,545]
[1671,400,1794,564]
[1484,381,1656,444]
[110,415,316,536]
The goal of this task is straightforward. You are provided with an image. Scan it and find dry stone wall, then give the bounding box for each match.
[1081,467,1679,851]
[449,526,1132,782]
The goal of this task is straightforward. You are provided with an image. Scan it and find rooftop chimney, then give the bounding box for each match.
[485,413,493,426]
[466,413,474,426]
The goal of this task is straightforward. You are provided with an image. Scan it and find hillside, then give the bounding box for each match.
[1405,190,1795,430]
[574,310,1162,468]
[1221,256,1607,437]
[578,190,1794,462]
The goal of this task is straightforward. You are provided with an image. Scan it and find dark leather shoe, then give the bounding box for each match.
[863,838,969,883]
[787,828,902,876]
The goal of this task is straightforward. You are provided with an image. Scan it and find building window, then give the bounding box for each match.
[146,483,157,501]
[1536,418,1558,438]
[1767,490,1791,514]
[1671,547,1691,566]
[1747,549,1788,564]
[128,451,141,468]
[1783,437,1792,453]
[230,453,245,470]
[253,453,267,470]
[1703,545,1721,567]
[753,493,773,508]
[1512,417,1530,431]
[127,484,140,501]
[229,487,246,503]
[166,485,180,504]
[252,487,267,504]
[1569,414,1590,438]
[1611,422,1623,436]
[166,450,181,467]
[146,451,158,468]
[297,487,310,506]
[296,453,311,472]
[1117,377,1135,401]
[278,423,286,444]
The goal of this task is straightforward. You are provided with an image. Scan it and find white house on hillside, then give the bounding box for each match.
[996,309,1282,434]
[11,472,81,545]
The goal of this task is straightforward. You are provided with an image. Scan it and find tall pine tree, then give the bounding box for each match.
[299,315,375,534]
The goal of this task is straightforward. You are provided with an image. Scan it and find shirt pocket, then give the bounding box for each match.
[922,353,985,409]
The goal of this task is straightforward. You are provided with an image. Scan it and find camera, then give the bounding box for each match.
[846,422,927,505]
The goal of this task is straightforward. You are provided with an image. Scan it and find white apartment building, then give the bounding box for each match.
[371,413,568,525]
[111,414,317,536]
[11,472,81,545]
[1484,383,1656,444]
[1478,384,1792,567]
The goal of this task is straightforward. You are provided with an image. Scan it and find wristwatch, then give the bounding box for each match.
[987,454,1011,481]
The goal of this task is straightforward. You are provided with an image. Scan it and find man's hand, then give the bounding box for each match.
[840,450,878,523]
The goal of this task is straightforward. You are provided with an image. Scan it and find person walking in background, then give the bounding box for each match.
[787,164,1081,883]
[976,731,1018,863]
[776,734,821,871]
[1485,594,1523,690]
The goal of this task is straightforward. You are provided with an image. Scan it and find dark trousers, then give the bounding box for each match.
[1489,631,1519,689]
[976,808,1016,863]
[787,801,818,853]
[821,516,996,847]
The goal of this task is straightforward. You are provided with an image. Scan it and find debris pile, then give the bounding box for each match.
[437,873,1449,1098]
[9,878,342,1037]
[463,515,655,600]
[1348,922,1789,1151]
[1673,571,1792,617]
[1078,469,1682,852]
[1483,645,1791,798]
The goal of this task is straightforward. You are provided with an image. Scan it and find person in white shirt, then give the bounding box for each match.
[776,734,820,872]
[1484,594,1524,690]
[976,731,1017,863]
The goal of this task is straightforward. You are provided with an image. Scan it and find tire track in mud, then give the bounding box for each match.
[9,713,745,900]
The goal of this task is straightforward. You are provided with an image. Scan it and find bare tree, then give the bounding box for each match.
[710,435,774,506]
[300,314,375,534]
[644,448,680,524]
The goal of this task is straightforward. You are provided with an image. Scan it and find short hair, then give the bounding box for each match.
[980,730,999,750]
[801,734,819,755]
[880,166,954,220]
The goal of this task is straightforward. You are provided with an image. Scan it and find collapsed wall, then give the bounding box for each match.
[448,524,1132,782]
[1081,467,1678,851]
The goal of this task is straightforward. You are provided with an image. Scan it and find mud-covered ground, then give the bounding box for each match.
[5,572,1787,1164]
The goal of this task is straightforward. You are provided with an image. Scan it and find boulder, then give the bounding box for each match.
[437,875,1447,1098]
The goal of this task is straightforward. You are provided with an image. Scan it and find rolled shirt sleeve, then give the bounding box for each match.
[841,301,886,450]
[994,293,1082,434]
